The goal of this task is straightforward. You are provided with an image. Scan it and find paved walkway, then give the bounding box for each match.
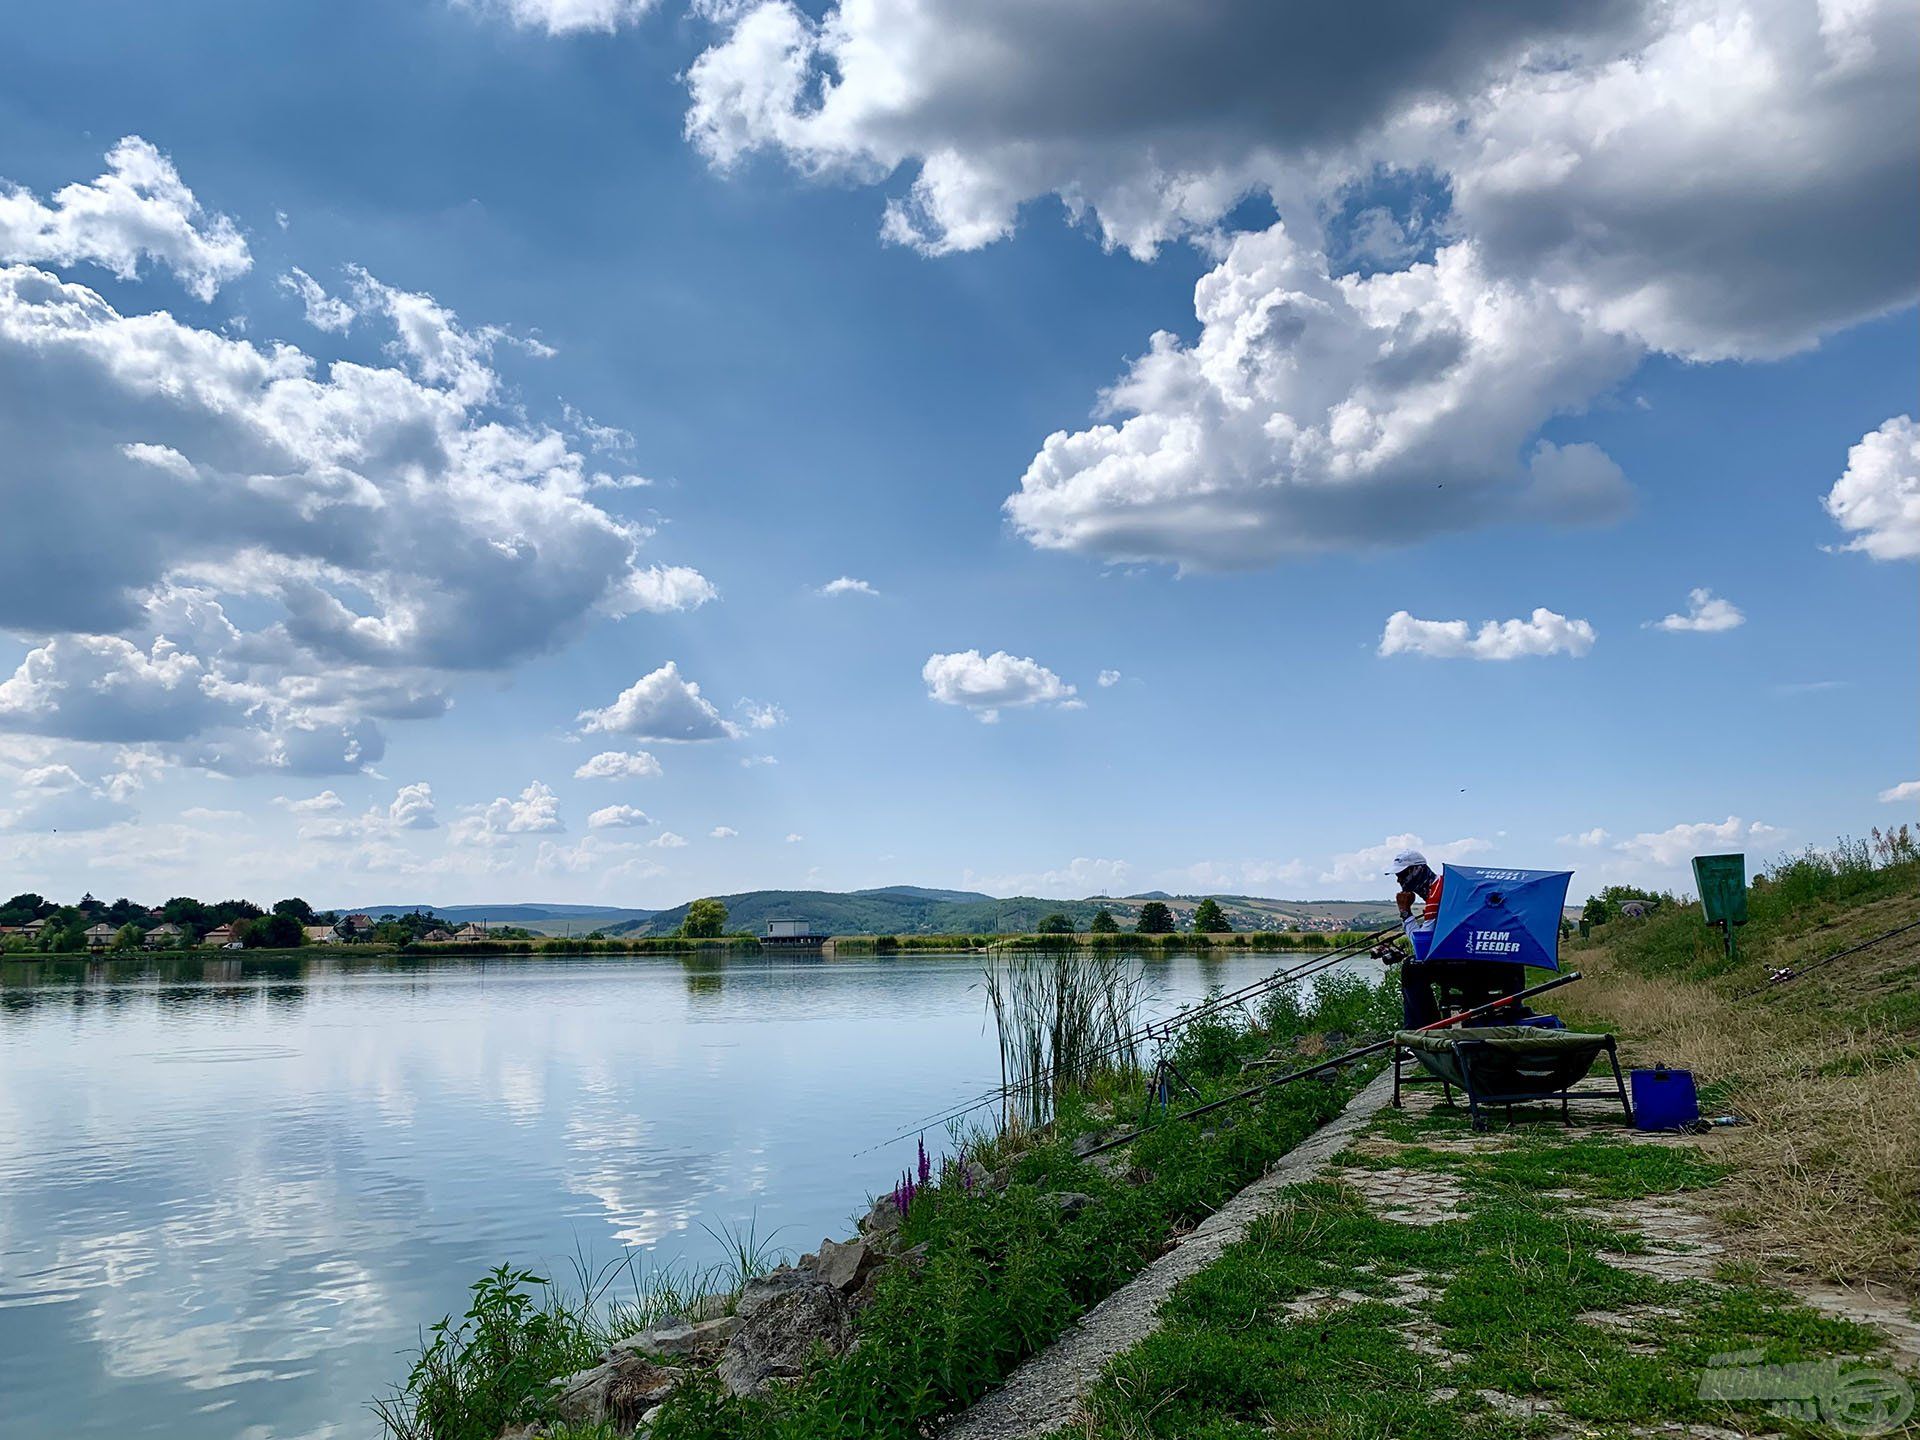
[938,1069,1397,1440]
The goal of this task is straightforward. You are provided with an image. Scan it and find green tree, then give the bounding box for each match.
[0,893,47,926]
[162,896,210,931]
[1580,895,1609,928]
[253,912,305,949]
[1191,897,1230,933]
[1036,912,1075,935]
[681,898,728,938]
[1135,901,1175,934]
[1089,907,1119,934]
[272,897,316,925]
[111,922,144,951]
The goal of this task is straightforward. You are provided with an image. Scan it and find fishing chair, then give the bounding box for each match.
[1393,1025,1633,1131]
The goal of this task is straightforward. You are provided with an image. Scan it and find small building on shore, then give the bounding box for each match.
[763,918,828,948]
[83,923,118,952]
[144,922,187,949]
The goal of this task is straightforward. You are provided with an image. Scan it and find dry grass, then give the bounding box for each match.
[1561,884,1920,1291]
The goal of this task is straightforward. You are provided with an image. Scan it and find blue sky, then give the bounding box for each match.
[0,0,1913,908]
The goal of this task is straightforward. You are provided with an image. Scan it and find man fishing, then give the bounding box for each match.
[1385,847,1446,1025]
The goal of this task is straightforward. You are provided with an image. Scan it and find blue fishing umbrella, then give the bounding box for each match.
[1426,865,1572,970]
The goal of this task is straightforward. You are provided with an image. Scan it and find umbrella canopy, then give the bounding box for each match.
[1427,865,1572,970]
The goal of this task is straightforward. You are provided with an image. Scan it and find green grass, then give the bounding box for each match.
[379,971,1401,1439]
[1066,1110,1897,1440]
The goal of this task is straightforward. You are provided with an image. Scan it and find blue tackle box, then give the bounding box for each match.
[1630,1065,1699,1130]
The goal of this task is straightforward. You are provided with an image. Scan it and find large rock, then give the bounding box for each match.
[812,1236,880,1295]
[736,1266,816,1318]
[717,1278,853,1396]
[609,1315,739,1360]
[551,1353,678,1430]
[1046,1191,1094,1218]
[856,1194,903,1243]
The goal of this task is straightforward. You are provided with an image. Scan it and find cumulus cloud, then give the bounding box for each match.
[463,0,658,35]
[1004,229,1636,567]
[1879,780,1920,804]
[1379,607,1595,661]
[1651,588,1745,633]
[577,662,740,741]
[0,137,250,301]
[652,830,690,848]
[964,856,1131,897]
[1097,669,1122,687]
[387,781,438,830]
[1825,415,1919,561]
[452,781,564,844]
[1317,833,1491,887]
[818,576,878,597]
[709,825,738,838]
[688,0,1915,569]
[0,147,709,778]
[278,790,345,814]
[1614,816,1781,868]
[0,762,136,832]
[782,832,803,844]
[573,749,664,780]
[588,803,652,829]
[922,649,1077,722]
[735,699,786,730]
[533,834,666,881]
[1558,827,1612,847]
[278,267,356,332]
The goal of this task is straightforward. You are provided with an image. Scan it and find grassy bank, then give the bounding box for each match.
[1054,834,1920,1439]
[377,970,1400,1439]
[830,929,1380,955]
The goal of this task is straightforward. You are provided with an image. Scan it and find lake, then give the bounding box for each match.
[0,948,1372,1438]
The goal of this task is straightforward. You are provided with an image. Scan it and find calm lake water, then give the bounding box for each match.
[0,949,1371,1439]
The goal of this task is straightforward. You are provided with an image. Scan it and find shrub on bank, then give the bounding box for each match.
[378,971,1399,1440]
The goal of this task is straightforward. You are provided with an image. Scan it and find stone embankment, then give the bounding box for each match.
[535,1159,996,1435]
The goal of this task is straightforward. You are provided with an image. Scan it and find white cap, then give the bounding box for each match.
[1387,848,1428,874]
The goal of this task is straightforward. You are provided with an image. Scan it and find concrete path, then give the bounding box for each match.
[938,1069,1397,1440]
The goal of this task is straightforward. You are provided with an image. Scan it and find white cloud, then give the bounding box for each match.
[1878,781,1920,804]
[818,576,878,597]
[0,761,136,832]
[652,830,690,848]
[1557,827,1612,847]
[1614,816,1782,868]
[533,834,666,881]
[709,825,738,838]
[922,649,1077,722]
[964,856,1131,897]
[1825,415,1919,561]
[278,790,345,814]
[462,0,658,35]
[0,185,710,774]
[1097,669,1122,688]
[452,781,564,844]
[0,137,250,301]
[1004,230,1636,567]
[735,699,786,730]
[690,0,1915,570]
[588,804,652,830]
[577,663,739,742]
[1651,588,1745,633]
[387,781,438,830]
[1379,608,1595,661]
[278,268,356,333]
[782,832,804,844]
[573,749,664,780]
[1317,833,1491,888]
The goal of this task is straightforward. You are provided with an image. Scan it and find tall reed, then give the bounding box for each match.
[981,950,1146,1130]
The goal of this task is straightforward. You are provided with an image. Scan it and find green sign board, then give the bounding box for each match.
[1692,853,1748,956]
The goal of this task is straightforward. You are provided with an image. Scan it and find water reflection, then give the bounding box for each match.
[0,949,1366,1439]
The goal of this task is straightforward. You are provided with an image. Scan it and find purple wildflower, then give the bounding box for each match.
[917,1135,933,1189]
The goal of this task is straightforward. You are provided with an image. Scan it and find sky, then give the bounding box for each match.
[0,0,1913,910]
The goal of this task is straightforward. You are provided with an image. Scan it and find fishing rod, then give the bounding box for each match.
[858,925,1401,1154]
[1076,970,1585,1159]
[1733,917,1920,1000]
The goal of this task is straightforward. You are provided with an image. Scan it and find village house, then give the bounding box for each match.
[451,923,488,942]
[143,922,187,949]
[420,927,455,943]
[22,917,49,939]
[337,913,374,939]
[303,924,339,946]
[202,923,241,948]
[83,922,118,952]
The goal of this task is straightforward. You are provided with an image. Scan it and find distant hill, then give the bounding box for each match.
[613,889,1395,938]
